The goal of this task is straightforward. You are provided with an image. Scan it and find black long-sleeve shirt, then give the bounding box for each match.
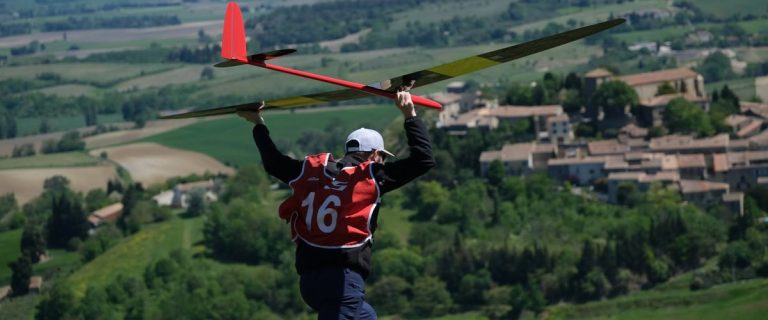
[253,116,435,278]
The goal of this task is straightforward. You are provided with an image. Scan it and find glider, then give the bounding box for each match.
[160,2,624,119]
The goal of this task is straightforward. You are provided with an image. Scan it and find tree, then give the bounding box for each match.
[35,282,76,320]
[185,188,207,217]
[664,97,714,136]
[591,81,639,118]
[564,72,581,91]
[656,82,677,96]
[43,175,70,193]
[223,164,270,203]
[12,143,36,157]
[21,225,46,263]
[698,51,733,82]
[367,276,410,316]
[203,199,291,265]
[408,276,453,318]
[84,189,110,212]
[39,118,51,134]
[46,192,89,248]
[4,113,17,139]
[486,160,506,186]
[371,248,424,283]
[0,192,18,222]
[404,181,449,221]
[9,255,32,296]
[57,131,85,152]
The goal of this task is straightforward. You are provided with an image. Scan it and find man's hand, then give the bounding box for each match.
[396,90,417,119]
[237,102,266,125]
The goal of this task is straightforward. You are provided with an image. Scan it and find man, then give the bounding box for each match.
[237,90,434,319]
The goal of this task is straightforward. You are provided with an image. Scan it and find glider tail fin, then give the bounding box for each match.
[220,2,248,63]
[215,2,297,68]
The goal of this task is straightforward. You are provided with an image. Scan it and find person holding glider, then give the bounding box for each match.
[237,89,434,319]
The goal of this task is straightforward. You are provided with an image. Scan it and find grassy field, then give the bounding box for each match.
[0,294,40,320]
[66,215,204,297]
[547,278,768,320]
[0,63,181,86]
[0,152,100,170]
[612,26,692,43]
[511,0,667,34]
[708,77,758,101]
[695,0,768,19]
[0,230,83,287]
[0,229,23,286]
[17,113,124,137]
[143,105,401,166]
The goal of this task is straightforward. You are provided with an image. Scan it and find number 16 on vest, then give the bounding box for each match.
[301,192,341,233]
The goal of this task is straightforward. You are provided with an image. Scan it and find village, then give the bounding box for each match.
[434,64,768,217]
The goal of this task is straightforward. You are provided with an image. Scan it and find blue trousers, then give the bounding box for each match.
[300,267,377,320]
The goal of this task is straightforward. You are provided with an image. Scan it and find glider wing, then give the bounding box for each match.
[161,18,624,119]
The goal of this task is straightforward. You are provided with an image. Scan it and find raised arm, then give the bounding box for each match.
[238,107,302,184]
[375,91,436,194]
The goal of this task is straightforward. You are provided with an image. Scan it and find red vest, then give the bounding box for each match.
[279,153,379,248]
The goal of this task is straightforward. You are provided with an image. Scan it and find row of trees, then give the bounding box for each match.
[41,15,180,32]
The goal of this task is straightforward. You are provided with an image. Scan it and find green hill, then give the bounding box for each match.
[142,105,401,166]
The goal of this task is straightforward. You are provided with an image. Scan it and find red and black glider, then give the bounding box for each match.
[160,2,625,119]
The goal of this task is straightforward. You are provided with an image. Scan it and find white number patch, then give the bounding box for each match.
[301,192,341,233]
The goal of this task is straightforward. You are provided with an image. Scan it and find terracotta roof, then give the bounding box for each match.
[748,129,768,146]
[713,154,729,172]
[585,68,613,78]
[91,202,123,220]
[533,143,556,153]
[479,143,554,163]
[676,154,707,168]
[547,113,570,123]
[618,67,699,86]
[728,151,768,167]
[740,101,768,119]
[607,171,680,183]
[548,156,606,166]
[500,143,535,162]
[726,115,752,128]
[649,134,729,152]
[177,180,215,192]
[639,93,708,108]
[679,179,729,194]
[640,171,680,183]
[620,124,649,138]
[661,155,679,171]
[489,105,563,118]
[607,172,644,180]
[722,192,744,202]
[730,139,750,151]
[605,160,628,170]
[736,120,762,138]
[430,92,462,105]
[479,150,501,162]
[589,139,630,155]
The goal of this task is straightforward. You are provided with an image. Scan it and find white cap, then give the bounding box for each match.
[345,128,395,158]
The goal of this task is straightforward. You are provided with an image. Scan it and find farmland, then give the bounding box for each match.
[0,165,116,204]
[143,105,402,166]
[89,142,235,186]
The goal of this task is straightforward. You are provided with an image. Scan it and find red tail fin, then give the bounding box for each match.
[221,2,247,62]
